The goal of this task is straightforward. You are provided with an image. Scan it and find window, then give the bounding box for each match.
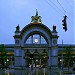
[25,34,47,44]
[41,36,47,44]
[26,36,32,44]
[15,40,19,44]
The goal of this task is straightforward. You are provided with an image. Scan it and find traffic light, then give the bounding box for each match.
[62,15,67,32]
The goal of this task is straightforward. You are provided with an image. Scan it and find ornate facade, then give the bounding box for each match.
[13,11,59,70]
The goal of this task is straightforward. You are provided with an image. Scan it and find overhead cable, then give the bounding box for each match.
[45,0,63,17]
[57,0,66,13]
[48,0,65,15]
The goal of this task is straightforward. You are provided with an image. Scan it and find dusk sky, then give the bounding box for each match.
[0,0,74,44]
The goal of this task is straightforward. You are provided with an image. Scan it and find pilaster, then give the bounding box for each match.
[13,25,23,69]
[50,26,59,74]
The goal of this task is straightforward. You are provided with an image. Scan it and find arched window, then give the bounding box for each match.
[25,34,47,44]
[25,36,32,44]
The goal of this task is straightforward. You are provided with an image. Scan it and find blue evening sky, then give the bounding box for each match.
[0,0,74,44]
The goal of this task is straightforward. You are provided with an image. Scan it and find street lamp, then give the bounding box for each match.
[7,59,9,61]
[61,40,64,75]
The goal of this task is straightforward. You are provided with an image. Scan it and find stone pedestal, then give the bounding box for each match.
[50,67,58,75]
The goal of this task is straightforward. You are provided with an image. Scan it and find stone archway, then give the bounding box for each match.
[14,14,59,74]
[13,11,59,75]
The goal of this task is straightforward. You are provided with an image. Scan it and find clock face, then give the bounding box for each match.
[53,40,57,44]
[34,39,38,43]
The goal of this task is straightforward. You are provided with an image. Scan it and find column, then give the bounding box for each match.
[39,54,42,67]
[31,35,33,44]
[47,49,51,68]
[11,56,12,65]
[37,49,43,67]
[24,49,27,68]
[14,48,22,69]
[50,47,58,75]
[22,49,25,69]
[39,34,41,44]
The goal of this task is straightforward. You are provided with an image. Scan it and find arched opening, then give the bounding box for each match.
[25,49,48,68]
[24,33,48,68]
[25,34,48,45]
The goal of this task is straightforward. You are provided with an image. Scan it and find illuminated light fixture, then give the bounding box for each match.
[7,59,9,61]
[36,59,38,61]
[60,59,62,62]
[34,39,38,43]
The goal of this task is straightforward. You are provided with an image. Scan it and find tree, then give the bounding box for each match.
[0,44,7,66]
[64,46,72,68]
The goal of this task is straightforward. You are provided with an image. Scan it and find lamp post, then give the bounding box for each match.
[61,40,63,75]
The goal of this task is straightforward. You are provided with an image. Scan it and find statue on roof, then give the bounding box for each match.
[35,9,38,16]
[31,9,42,23]
[53,25,56,32]
[16,24,20,31]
